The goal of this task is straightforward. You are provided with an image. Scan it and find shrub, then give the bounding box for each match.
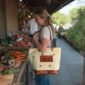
[65,7,85,51]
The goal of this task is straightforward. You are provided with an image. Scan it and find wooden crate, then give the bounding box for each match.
[0,74,14,85]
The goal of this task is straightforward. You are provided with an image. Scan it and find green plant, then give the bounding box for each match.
[65,7,85,51]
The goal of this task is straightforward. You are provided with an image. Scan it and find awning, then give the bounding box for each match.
[24,0,74,14]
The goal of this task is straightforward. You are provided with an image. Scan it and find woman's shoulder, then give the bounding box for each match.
[42,26,51,31]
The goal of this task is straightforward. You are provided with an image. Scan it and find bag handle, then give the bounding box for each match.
[47,26,54,50]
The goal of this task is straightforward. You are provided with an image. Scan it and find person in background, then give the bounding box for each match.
[27,9,49,38]
[27,14,38,38]
[58,24,64,38]
[33,9,53,85]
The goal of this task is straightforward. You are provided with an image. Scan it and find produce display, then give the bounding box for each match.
[0,37,28,75]
[11,50,27,63]
[0,32,30,75]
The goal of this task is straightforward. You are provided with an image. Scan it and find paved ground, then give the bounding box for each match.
[49,38,84,85]
[27,38,84,85]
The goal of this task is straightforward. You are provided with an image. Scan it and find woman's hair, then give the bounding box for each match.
[35,9,48,19]
[35,9,54,35]
[47,16,55,36]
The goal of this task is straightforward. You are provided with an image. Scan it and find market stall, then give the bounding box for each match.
[0,46,29,85]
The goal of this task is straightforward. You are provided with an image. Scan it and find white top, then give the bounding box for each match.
[40,26,53,47]
[27,18,38,35]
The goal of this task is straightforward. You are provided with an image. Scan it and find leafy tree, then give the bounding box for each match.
[70,8,78,21]
[52,12,68,24]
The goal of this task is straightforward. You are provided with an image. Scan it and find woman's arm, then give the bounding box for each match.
[33,34,48,52]
[40,38,48,52]
[33,33,42,50]
[33,27,50,52]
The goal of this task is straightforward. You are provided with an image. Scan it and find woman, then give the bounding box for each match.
[33,10,53,85]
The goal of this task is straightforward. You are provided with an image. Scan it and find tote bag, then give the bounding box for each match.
[28,48,61,75]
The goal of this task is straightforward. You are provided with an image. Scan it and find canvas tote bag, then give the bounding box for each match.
[28,27,61,75]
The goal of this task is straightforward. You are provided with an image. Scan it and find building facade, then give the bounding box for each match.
[0,0,18,38]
